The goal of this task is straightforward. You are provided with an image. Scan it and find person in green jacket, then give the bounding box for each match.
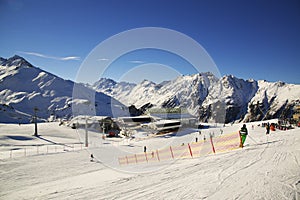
[239,124,248,147]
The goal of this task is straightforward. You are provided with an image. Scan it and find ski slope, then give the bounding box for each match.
[0,121,299,199]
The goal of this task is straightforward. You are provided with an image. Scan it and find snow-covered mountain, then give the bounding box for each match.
[0,55,128,123]
[93,73,300,123]
[1,55,299,124]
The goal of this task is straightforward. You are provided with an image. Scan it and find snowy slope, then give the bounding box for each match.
[93,73,300,123]
[0,122,299,199]
[0,55,128,123]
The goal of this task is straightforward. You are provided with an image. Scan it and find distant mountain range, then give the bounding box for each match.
[92,72,300,123]
[1,55,299,123]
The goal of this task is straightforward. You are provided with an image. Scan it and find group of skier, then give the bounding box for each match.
[239,122,271,147]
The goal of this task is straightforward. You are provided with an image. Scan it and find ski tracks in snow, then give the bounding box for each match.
[1,124,299,200]
[62,133,300,200]
[201,134,300,200]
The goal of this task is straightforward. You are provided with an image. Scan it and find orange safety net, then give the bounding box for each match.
[213,132,241,153]
[118,132,241,165]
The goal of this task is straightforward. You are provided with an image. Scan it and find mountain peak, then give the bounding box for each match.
[199,72,215,77]
[140,79,156,86]
[0,57,6,65]
[92,78,117,89]
[2,55,33,68]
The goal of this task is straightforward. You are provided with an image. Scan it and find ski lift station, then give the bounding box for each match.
[69,114,198,137]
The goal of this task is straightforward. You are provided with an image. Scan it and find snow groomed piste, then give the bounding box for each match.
[1,121,299,199]
[119,131,241,165]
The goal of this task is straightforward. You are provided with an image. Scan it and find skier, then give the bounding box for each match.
[196,137,198,143]
[266,123,270,135]
[239,124,248,147]
[144,146,147,153]
[90,154,94,162]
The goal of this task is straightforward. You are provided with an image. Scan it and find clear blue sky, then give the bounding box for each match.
[0,0,299,84]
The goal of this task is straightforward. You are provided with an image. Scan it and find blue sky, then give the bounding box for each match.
[0,0,299,84]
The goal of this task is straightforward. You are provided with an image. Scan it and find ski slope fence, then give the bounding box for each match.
[0,143,85,160]
[118,132,242,165]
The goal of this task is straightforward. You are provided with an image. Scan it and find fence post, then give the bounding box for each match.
[145,152,148,163]
[210,135,216,154]
[188,143,193,158]
[169,146,174,159]
[135,154,138,164]
[156,149,160,162]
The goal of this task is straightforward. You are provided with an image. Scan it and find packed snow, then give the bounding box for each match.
[0,120,299,199]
